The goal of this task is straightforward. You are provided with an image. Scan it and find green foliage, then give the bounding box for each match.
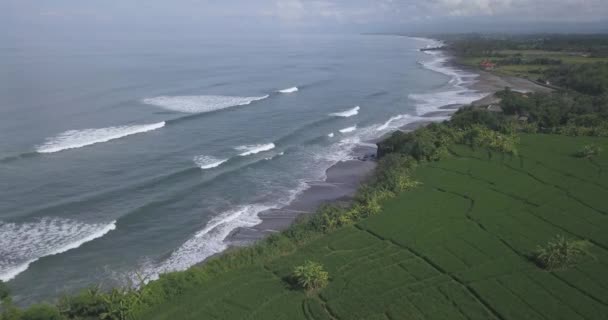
[575,144,602,158]
[371,154,419,193]
[292,261,329,291]
[0,281,9,301]
[20,305,63,320]
[546,63,608,95]
[494,87,608,136]
[450,107,504,130]
[377,124,458,161]
[57,287,108,319]
[461,125,519,154]
[534,235,590,271]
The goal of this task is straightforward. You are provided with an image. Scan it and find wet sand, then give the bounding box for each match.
[228,145,377,244]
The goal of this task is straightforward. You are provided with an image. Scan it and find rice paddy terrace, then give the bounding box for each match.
[141,134,608,320]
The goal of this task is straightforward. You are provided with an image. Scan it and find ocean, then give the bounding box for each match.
[0,33,484,304]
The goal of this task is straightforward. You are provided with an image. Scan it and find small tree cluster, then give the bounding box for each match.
[574,144,602,158]
[461,125,519,155]
[534,235,589,271]
[292,261,329,291]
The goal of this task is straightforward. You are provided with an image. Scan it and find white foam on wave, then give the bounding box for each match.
[278,87,298,93]
[138,205,265,281]
[36,122,165,153]
[264,151,285,161]
[409,89,485,115]
[411,40,486,115]
[330,106,360,118]
[138,181,309,282]
[339,126,357,133]
[142,95,269,114]
[328,132,335,138]
[377,115,405,131]
[193,155,228,170]
[0,218,116,282]
[235,143,275,156]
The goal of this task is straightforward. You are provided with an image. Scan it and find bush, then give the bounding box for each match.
[57,287,109,319]
[0,281,9,301]
[534,235,589,270]
[20,304,63,320]
[292,261,329,291]
[451,106,505,130]
[575,144,602,158]
[461,125,519,154]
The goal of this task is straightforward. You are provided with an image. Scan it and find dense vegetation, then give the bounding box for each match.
[545,63,608,95]
[443,34,608,58]
[444,34,608,93]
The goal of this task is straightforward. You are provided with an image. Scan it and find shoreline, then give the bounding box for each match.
[215,39,551,266]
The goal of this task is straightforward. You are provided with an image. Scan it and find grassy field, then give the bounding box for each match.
[458,50,608,79]
[138,134,608,320]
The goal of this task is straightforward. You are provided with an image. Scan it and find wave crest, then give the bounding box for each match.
[193,155,228,170]
[142,95,269,114]
[412,47,485,115]
[235,143,275,156]
[339,126,357,133]
[330,106,360,118]
[36,122,165,153]
[0,218,116,282]
[136,204,267,281]
[278,87,298,93]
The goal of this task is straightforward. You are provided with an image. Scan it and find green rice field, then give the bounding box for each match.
[139,134,608,320]
[459,51,608,79]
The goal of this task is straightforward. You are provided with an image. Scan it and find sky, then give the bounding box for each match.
[2,0,608,37]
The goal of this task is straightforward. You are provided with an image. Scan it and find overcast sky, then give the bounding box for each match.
[2,0,608,36]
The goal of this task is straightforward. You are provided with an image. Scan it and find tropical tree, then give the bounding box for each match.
[534,235,589,270]
[292,261,329,291]
[575,144,602,158]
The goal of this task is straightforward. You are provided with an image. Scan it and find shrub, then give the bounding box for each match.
[377,124,456,161]
[451,107,504,130]
[292,261,329,291]
[20,304,63,320]
[0,281,9,301]
[57,287,108,319]
[534,235,589,270]
[575,144,602,158]
[461,125,519,154]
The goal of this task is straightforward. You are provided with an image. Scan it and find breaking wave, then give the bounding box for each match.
[330,106,360,118]
[235,143,275,156]
[142,95,269,114]
[411,40,486,115]
[36,122,165,153]
[0,218,116,282]
[278,87,298,93]
[339,126,357,133]
[193,155,228,170]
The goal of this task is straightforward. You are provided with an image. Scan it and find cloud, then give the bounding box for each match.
[264,0,607,25]
[425,0,608,20]
[3,0,606,34]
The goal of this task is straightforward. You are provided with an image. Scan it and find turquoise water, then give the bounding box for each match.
[0,34,483,304]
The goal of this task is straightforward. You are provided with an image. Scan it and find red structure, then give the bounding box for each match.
[480,59,497,70]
